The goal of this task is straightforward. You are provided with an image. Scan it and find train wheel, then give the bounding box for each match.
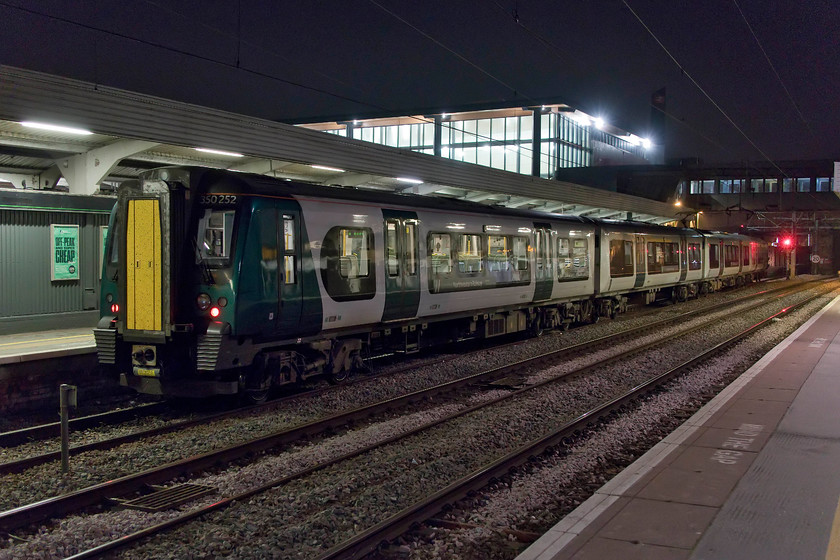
[245,387,270,404]
[241,358,272,404]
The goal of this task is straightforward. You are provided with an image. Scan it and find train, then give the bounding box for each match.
[94,166,769,401]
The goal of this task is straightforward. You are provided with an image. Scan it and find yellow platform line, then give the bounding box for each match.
[828,496,840,559]
[0,334,92,348]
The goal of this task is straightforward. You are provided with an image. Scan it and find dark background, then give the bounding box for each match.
[1,0,837,164]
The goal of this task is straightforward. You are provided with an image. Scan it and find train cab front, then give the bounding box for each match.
[94,167,240,398]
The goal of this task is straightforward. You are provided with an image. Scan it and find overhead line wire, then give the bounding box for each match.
[731,0,813,137]
[621,0,786,177]
[102,0,562,164]
[149,0,567,165]
[1,1,591,173]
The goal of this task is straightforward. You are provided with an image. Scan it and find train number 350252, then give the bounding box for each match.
[200,194,238,205]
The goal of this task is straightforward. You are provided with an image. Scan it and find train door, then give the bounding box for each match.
[125,198,163,332]
[679,236,688,281]
[634,235,646,287]
[238,202,302,337]
[277,209,303,337]
[533,223,553,301]
[382,209,420,322]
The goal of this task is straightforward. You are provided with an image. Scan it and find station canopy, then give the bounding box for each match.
[0,65,680,224]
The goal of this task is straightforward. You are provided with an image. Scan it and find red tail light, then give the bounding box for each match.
[110,303,119,314]
[210,307,220,318]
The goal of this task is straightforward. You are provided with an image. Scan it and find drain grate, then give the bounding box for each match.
[112,484,217,512]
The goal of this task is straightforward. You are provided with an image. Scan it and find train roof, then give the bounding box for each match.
[141,166,763,241]
[145,165,594,224]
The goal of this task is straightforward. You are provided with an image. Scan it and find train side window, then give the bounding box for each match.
[107,214,120,265]
[487,235,509,273]
[405,223,417,275]
[512,236,529,273]
[647,242,660,273]
[197,209,236,267]
[724,244,739,267]
[609,239,634,277]
[283,215,295,284]
[662,242,679,272]
[386,221,399,277]
[647,241,679,274]
[742,244,750,266]
[457,234,483,274]
[709,244,720,269]
[429,233,452,274]
[320,226,375,301]
[558,237,589,280]
[688,243,701,270]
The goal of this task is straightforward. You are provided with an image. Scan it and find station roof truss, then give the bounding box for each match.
[0,65,680,224]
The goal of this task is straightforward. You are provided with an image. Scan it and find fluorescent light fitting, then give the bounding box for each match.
[20,121,93,135]
[311,165,345,173]
[195,148,244,157]
[396,177,423,184]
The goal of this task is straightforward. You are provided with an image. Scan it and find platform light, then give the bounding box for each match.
[640,137,653,150]
[674,200,682,207]
[195,148,244,157]
[20,121,93,135]
[593,117,606,130]
[311,165,345,173]
[396,177,423,184]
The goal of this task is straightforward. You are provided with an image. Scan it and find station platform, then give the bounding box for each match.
[517,294,840,560]
[0,327,95,364]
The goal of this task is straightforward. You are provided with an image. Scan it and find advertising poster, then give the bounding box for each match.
[51,224,80,281]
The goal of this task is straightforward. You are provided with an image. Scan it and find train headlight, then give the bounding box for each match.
[218,297,228,307]
[106,293,114,303]
[196,293,212,310]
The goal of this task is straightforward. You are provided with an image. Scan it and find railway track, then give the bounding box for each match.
[0,279,814,461]
[2,280,834,559]
[0,279,817,480]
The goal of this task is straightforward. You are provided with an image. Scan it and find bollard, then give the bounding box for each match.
[59,384,78,474]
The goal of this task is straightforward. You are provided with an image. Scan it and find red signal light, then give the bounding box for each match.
[209,307,221,318]
[781,237,793,248]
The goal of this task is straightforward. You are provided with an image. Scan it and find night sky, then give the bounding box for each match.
[1,1,838,165]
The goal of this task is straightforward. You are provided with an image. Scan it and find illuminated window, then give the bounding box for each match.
[321,226,375,301]
[558,237,589,281]
[610,239,634,277]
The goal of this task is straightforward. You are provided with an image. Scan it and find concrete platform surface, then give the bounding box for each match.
[517,294,840,560]
[0,327,95,364]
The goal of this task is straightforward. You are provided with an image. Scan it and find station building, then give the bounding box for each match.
[297,104,661,181]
